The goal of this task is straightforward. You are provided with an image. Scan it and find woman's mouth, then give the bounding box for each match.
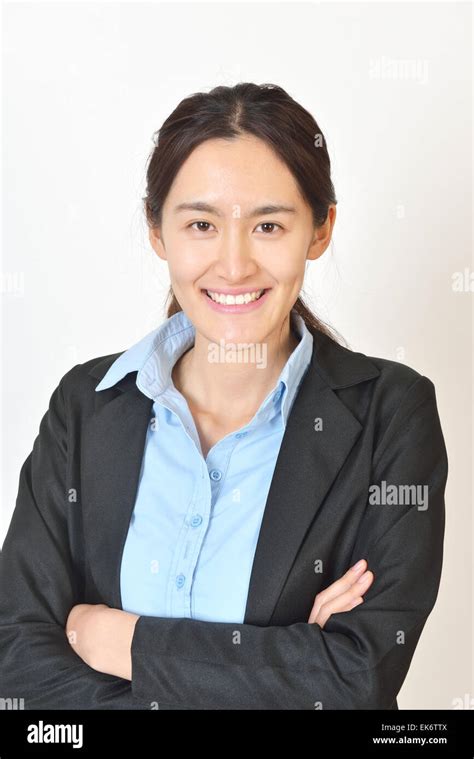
[201,288,271,313]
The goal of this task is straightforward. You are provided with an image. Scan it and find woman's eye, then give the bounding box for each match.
[189,221,213,232]
[188,221,282,234]
[255,222,282,234]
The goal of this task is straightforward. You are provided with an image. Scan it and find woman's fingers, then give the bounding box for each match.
[307,559,369,624]
[314,570,374,628]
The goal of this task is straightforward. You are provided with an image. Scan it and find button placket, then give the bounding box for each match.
[167,451,207,618]
[184,464,213,618]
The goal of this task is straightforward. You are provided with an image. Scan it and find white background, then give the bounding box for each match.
[2,1,472,709]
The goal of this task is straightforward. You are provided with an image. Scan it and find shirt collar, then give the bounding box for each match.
[95,308,313,426]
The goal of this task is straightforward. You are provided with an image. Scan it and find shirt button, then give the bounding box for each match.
[175,574,186,588]
[190,514,203,527]
[209,469,222,481]
[235,432,247,439]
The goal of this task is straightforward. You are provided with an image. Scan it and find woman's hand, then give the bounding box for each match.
[65,603,139,680]
[308,559,374,628]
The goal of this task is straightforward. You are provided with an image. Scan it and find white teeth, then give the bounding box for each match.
[206,289,265,305]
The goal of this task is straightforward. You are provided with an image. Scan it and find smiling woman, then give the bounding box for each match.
[144,83,340,349]
[0,82,448,711]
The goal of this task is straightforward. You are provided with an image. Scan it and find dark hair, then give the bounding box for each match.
[143,82,343,343]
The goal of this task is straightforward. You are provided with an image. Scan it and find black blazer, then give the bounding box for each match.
[0,328,448,710]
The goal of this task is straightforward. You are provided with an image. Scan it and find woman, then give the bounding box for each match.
[0,83,448,710]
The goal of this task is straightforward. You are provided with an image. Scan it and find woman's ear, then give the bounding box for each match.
[149,226,167,261]
[307,204,337,261]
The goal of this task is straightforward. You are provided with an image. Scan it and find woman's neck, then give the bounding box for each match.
[171,320,301,426]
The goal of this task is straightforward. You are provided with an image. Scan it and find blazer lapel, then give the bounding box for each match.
[82,331,380,624]
[243,365,364,626]
[81,372,153,609]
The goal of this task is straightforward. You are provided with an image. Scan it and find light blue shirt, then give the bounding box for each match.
[95,308,313,623]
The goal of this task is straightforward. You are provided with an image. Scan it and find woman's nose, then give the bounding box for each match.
[214,235,259,280]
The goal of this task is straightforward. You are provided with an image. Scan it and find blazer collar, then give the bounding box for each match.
[82,330,380,625]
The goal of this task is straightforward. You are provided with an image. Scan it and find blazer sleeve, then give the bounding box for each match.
[0,373,143,709]
[130,374,448,710]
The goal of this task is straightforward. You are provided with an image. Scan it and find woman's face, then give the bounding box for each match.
[150,134,335,346]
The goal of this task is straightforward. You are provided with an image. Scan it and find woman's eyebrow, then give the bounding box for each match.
[173,201,297,218]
